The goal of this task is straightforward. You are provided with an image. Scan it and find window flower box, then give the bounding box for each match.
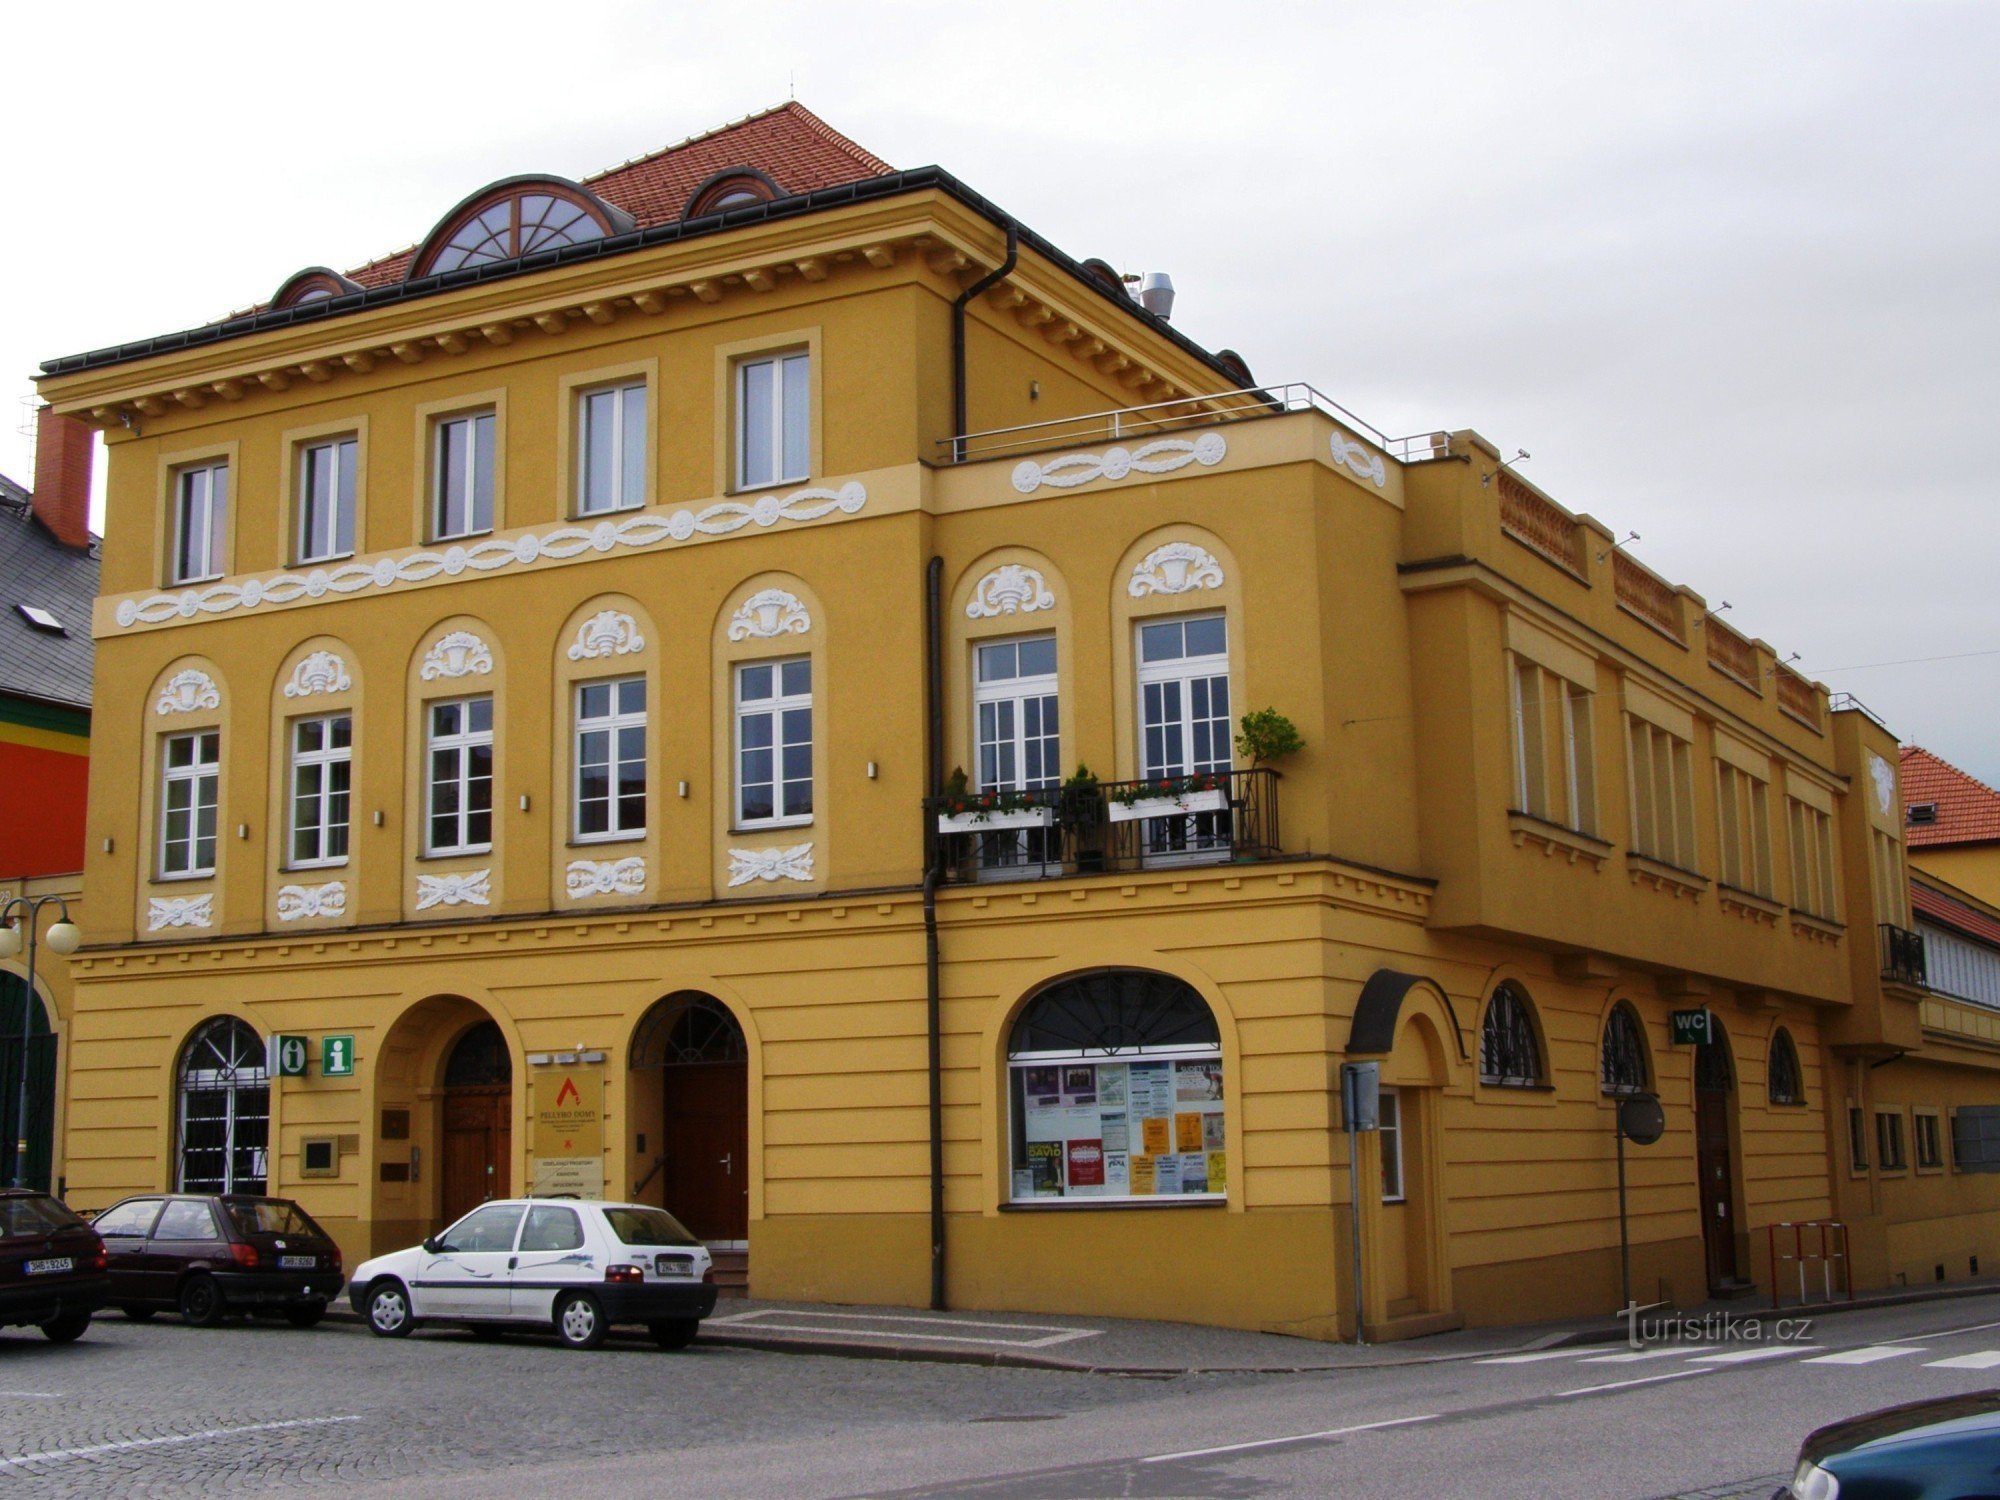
[936,805,1055,834]
[1107,786,1229,823]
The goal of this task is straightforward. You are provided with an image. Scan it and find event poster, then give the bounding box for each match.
[1015,1057,1224,1200]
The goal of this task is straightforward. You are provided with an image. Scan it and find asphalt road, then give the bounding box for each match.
[3,1296,1998,1497]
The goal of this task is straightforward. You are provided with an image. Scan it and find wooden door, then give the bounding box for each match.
[1695,1084,1738,1287]
[441,1087,510,1227]
[661,1062,748,1240]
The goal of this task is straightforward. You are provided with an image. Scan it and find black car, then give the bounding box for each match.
[1778,1391,2000,1498]
[93,1193,345,1327]
[0,1189,108,1342]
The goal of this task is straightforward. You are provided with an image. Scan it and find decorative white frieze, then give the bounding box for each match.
[567,856,647,898]
[276,881,347,921]
[282,650,352,699]
[1010,432,1226,495]
[415,870,491,910]
[727,844,814,887]
[1869,753,1896,816]
[148,893,213,931]
[421,631,494,681]
[1329,429,1388,488]
[728,589,812,641]
[154,669,221,716]
[110,481,869,631]
[966,564,1056,619]
[567,610,645,661]
[1128,542,1225,598]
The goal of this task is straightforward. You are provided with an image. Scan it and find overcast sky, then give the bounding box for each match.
[5,1,1994,780]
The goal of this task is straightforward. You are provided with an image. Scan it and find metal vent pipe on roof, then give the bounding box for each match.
[1135,271,1175,321]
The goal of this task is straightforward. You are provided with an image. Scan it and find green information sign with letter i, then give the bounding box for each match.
[322,1035,356,1078]
[1670,1008,1715,1047]
[272,1035,310,1078]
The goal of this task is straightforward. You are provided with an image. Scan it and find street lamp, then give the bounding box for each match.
[0,895,82,1190]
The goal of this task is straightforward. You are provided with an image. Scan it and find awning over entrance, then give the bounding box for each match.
[1346,969,1466,1059]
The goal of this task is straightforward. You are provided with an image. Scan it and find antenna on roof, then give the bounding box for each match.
[1692,601,1732,631]
[1478,449,1530,487]
[1596,530,1640,564]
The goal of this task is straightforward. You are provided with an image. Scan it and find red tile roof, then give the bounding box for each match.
[342,103,893,292]
[1901,745,2000,848]
[1913,878,2000,949]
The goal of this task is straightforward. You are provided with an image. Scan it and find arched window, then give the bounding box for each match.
[1767,1028,1804,1106]
[632,994,746,1068]
[1007,970,1222,1203]
[272,267,363,309]
[177,1017,268,1194]
[1480,983,1545,1087]
[683,168,779,218]
[1696,1036,1734,1093]
[411,177,632,279]
[1600,1003,1649,1096]
[443,1020,512,1087]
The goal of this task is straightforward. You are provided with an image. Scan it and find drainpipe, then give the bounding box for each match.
[951,222,1019,462]
[923,555,947,1310]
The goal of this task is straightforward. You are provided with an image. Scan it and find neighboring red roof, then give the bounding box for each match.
[1913,878,2000,950]
[340,103,893,293]
[1901,745,2000,848]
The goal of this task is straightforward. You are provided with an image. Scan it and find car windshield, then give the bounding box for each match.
[602,1206,699,1246]
[224,1199,323,1238]
[0,1195,86,1236]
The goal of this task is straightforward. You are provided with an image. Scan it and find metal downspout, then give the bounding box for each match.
[923,555,947,1310]
[950,222,1019,462]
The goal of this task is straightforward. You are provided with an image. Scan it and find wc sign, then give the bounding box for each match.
[1670,1008,1715,1047]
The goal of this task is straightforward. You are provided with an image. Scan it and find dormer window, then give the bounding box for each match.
[684,169,779,219]
[1909,803,1939,826]
[271,267,364,310]
[15,604,65,635]
[410,177,633,279]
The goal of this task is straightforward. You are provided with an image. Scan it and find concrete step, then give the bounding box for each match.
[710,1247,749,1300]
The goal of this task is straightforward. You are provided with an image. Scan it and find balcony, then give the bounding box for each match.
[1881,922,1929,988]
[924,769,1282,885]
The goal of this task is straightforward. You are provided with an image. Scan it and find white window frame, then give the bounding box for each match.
[573,677,647,842]
[576,381,647,516]
[1379,1086,1405,1203]
[297,436,358,563]
[734,658,813,829]
[1006,1042,1226,1205]
[1136,613,1232,781]
[974,636,1061,794]
[734,351,810,491]
[159,729,220,878]
[432,410,496,540]
[288,713,351,869]
[426,695,494,856]
[171,461,228,584]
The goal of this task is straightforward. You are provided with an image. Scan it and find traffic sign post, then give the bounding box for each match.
[322,1035,355,1078]
[270,1035,310,1078]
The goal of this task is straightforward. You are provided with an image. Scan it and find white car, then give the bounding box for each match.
[348,1198,717,1351]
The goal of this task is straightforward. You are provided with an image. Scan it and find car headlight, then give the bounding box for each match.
[1792,1459,1839,1500]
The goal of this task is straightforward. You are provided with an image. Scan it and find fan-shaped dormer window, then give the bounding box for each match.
[411,176,632,280]
[272,267,363,309]
[684,168,779,219]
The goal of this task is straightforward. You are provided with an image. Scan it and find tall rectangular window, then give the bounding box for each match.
[160,730,220,877]
[575,677,646,839]
[1138,614,1232,860]
[172,462,229,583]
[1627,718,1697,869]
[433,411,496,540]
[1510,657,1596,835]
[736,352,809,490]
[289,714,351,867]
[297,437,357,562]
[1717,761,1773,895]
[1876,1110,1907,1172]
[736,658,812,826]
[1379,1087,1405,1202]
[1787,796,1838,918]
[427,696,494,854]
[578,383,647,515]
[1849,1104,1870,1171]
[974,635,1060,872]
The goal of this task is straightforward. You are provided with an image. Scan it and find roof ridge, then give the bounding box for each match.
[1903,744,2000,805]
[583,100,836,187]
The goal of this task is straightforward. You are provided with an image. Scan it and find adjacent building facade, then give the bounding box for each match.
[35,104,1996,1336]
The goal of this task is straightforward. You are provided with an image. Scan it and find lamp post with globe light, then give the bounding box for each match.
[0,895,82,1189]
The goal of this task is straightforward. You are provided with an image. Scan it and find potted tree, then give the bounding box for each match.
[1062,764,1105,872]
[1234,707,1305,769]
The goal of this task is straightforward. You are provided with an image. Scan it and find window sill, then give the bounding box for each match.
[419,848,493,862]
[281,862,350,875]
[431,529,495,545]
[1788,909,1846,942]
[296,552,356,568]
[574,503,646,522]
[731,819,814,835]
[1916,1164,1945,1177]
[154,871,216,884]
[1625,852,1710,900]
[731,475,812,498]
[168,572,224,588]
[1000,1196,1225,1212]
[1507,812,1611,869]
[569,834,647,849]
[1717,884,1785,925]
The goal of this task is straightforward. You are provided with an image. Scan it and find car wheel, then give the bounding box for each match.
[365,1279,414,1339]
[179,1274,225,1328]
[40,1310,91,1343]
[284,1303,326,1330]
[650,1318,699,1351]
[554,1292,607,1351]
[121,1306,157,1322]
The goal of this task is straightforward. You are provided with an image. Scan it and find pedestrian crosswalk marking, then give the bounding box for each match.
[1581,1349,1688,1364]
[1802,1345,1925,1365]
[1923,1351,2000,1370]
[1689,1347,1812,1364]
[1475,1349,1596,1364]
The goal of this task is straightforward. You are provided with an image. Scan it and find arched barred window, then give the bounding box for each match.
[1767,1028,1804,1106]
[1600,1002,1650,1096]
[1480,982,1545,1087]
[176,1017,268,1194]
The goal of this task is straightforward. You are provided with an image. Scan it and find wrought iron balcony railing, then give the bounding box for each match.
[1880,922,1928,988]
[924,768,1282,884]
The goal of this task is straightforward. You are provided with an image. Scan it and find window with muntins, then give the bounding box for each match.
[1627,718,1696,868]
[422,188,612,276]
[1481,983,1545,1087]
[172,462,228,583]
[1767,1028,1804,1105]
[736,352,809,490]
[298,437,357,562]
[1600,1003,1649,1095]
[1876,1111,1907,1171]
[1137,614,1232,860]
[176,1017,268,1195]
[974,635,1060,873]
[289,714,351,867]
[1006,969,1224,1203]
[1379,1087,1405,1202]
[433,411,496,539]
[1787,798,1838,918]
[1716,762,1774,896]
[160,729,220,877]
[427,696,494,854]
[575,677,646,840]
[736,659,811,826]
[1510,658,1595,834]
[578,383,647,515]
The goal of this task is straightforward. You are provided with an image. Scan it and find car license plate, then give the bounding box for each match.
[25,1257,73,1276]
[656,1254,693,1277]
[279,1255,316,1270]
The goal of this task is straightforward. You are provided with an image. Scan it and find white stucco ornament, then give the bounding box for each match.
[728,589,812,641]
[567,857,647,898]
[727,844,815,887]
[276,882,347,921]
[415,870,491,910]
[1011,433,1226,495]
[154,669,221,716]
[282,651,352,699]
[567,610,645,661]
[1869,752,1897,817]
[420,631,494,681]
[1329,429,1388,487]
[966,564,1057,619]
[148,894,213,931]
[1128,542,1225,598]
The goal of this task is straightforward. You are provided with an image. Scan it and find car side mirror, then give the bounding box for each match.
[421,1236,442,1254]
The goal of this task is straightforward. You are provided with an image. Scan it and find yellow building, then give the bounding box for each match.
[34,104,2000,1338]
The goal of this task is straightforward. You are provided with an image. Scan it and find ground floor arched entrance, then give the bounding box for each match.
[1694,1034,1742,1292]
[0,974,54,1191]
[631,994,749,1253]
[439,1020,512,1225]
[371,996,514,1253]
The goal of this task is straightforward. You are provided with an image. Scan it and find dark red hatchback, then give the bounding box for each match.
[95,1194,344,1327]
[0,1189,107,1342]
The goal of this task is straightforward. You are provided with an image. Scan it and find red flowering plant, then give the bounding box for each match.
[1108,770,1229,807]
[934,767,1050,822]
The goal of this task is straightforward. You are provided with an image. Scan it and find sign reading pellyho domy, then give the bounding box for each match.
[531,1063,605,1197]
